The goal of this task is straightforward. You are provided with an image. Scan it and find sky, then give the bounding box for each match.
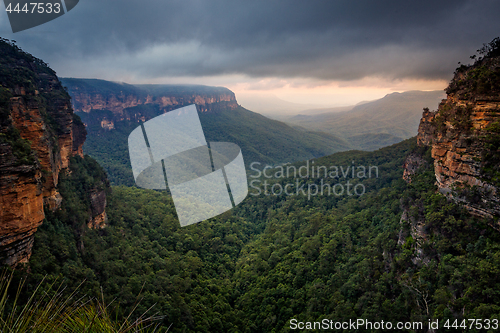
[1,0,499,110]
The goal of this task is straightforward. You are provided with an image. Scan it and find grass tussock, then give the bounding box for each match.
[0,270,167,333]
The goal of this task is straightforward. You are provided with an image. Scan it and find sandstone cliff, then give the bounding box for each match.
[0,39,107,266]
[88,189,107,229]
[60,78,239,131]
[415,44,500,221]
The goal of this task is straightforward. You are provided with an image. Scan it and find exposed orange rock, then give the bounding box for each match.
[100,119,115,130]
[0,40,92,266]
[8,96,74,204]
[88,212,107,229]
[87,190,108,229]
[74,93,144,114]
[0,166,44,266]
[416,56,500,220]
[0,89,81,265]
[65,80,238,119]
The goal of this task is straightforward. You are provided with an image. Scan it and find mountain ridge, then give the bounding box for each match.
[61,78,238,114]
[284,90,446,150]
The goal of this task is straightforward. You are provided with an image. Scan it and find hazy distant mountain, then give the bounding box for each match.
[295,100,374,116]
[236,92,330,116]
[284,90,446,150]
[294,105,352,115]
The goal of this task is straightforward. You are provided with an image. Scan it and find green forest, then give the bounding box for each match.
[12,137,500,332]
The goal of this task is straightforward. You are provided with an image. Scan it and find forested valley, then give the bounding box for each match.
[22,138,500,332]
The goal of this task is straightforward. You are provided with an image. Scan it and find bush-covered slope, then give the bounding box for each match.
[80,105,352,186]
[23,137,500,332]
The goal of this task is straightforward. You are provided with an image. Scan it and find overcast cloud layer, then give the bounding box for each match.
[1,0,499,84]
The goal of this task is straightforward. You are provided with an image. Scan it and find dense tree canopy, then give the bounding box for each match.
[15,138,500,332]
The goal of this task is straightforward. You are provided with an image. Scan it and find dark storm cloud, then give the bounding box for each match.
[2,0,500,81]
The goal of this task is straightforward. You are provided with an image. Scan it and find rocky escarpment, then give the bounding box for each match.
[416,41,500,221]
[402,150,429,183]
[0,39,107,266]
[60,78,238,130]
[88,189,107,229]
[399,144,434,265]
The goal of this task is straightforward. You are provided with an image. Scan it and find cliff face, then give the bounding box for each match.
[416,52,500,220]
[88,189,107,229]
[60,78,239,131]
[70,89,237,114]
[0,39,104,266]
